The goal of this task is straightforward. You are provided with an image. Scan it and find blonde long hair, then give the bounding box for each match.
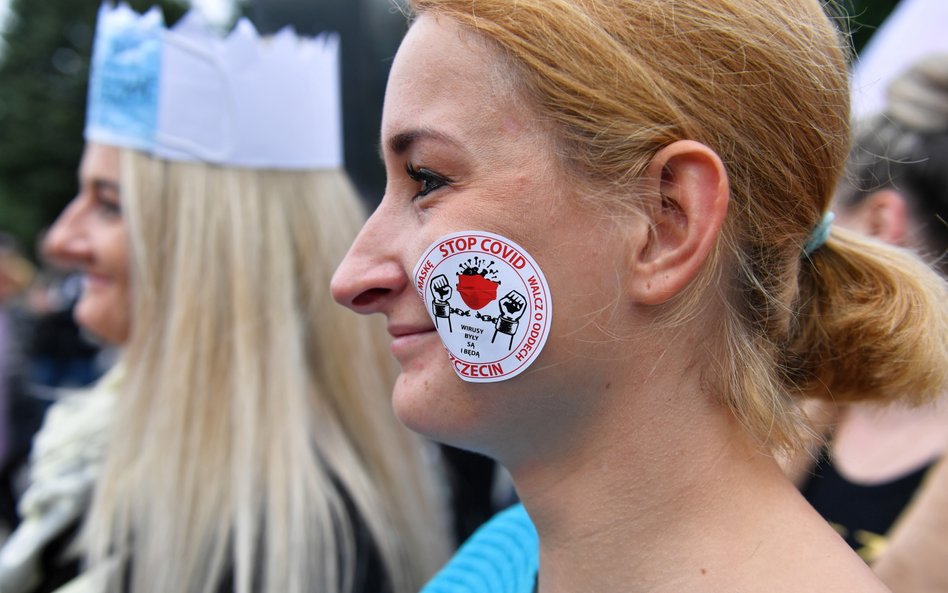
[408,0,948,453]
[84,150,448,593]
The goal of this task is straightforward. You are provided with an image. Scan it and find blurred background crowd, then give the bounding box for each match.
[0,0,941,583]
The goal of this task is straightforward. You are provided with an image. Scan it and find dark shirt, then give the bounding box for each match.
[30,495,390,593]
[801,446,936,562]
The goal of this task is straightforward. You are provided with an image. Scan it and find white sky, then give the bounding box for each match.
[0,1,10,33]
[188,0,235,25]
[0,0,236,36]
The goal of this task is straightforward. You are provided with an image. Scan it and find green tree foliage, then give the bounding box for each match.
[845,0,904,54]
[0,0,186,258]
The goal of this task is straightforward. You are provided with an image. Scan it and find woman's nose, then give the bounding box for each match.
[42,196,91,268]
[331,208,409,316]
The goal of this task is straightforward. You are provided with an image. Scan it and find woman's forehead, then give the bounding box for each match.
[382,15,530,154]
[80,143,122,182]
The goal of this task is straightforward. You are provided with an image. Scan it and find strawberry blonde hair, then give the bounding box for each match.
[408,0,948,453]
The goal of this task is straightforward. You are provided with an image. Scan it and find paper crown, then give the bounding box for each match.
[85,3,342,170]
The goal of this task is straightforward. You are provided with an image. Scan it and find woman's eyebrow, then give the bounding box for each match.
[91,179,120,193]
[381,128,463,159]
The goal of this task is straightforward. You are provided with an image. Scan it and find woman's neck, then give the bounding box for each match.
[505,377,885,593]
[832,393,948,484]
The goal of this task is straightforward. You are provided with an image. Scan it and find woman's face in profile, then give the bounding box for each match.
[44,142,131,345]
[333,15,629,459]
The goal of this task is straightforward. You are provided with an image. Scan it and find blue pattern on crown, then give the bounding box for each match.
[85,4,163,152]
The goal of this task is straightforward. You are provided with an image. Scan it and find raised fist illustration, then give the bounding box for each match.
[498,291,526,321]
[430,274,453,332]
[430,274,453,301]
[492,290,526,349]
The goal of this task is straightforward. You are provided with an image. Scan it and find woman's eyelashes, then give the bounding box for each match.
[93,191,121,218]
[406,163,450,199]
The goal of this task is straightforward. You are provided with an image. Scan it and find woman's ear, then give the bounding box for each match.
[628,140,729,305]
[836,188,908,246]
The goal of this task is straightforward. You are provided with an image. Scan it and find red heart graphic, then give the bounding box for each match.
[456,274,499,310]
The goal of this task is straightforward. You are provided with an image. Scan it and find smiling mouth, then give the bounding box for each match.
[390,327,437,341]
[388,319,437,337]
[83,273,112,288]
[388,327,438,359]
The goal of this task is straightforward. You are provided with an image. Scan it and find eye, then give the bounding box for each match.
[406,163,450,199]
[93,192,122,219]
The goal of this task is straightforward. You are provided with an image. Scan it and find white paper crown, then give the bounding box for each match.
[85,2,342,170]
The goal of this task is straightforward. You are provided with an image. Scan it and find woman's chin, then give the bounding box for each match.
[74,296,129,346]
[391,371,446,438]
[392,368,495,452]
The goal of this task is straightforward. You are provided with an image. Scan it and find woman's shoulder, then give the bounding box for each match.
[0,373,119,593]
[420,504,537,593]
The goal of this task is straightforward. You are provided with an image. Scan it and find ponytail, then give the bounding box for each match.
[786,226,948,405]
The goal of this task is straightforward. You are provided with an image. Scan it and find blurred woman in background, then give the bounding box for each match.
[0,5,448,593]
[795,52,948,591]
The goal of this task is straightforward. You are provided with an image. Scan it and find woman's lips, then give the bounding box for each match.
[83,272,112,289]
[389,326,438,360]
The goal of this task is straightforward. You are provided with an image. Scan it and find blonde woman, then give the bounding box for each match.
[0,5,448,593]
[331,1,948,592]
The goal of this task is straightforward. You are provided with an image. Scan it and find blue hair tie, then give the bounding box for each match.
[804,211,835,256]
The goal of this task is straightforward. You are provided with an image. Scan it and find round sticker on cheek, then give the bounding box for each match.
[412,231,552,383]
